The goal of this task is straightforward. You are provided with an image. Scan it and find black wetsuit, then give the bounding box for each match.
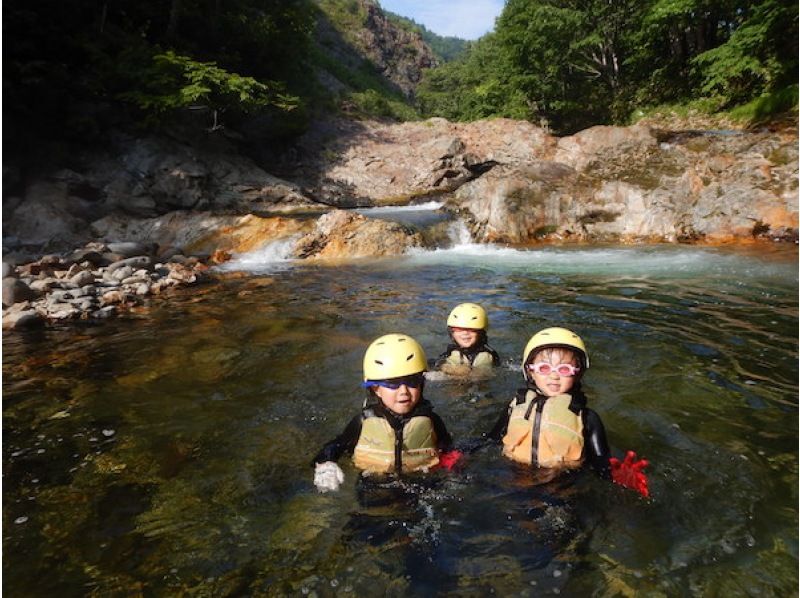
[485,385,612,478]
[312,398,453,467]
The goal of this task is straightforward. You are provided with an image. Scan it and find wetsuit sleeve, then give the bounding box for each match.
[311,414,363,466]
[486,402,512,443]
[582,408,611,478]
[430,412,453,451]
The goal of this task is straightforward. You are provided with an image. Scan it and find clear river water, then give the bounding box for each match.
[3,208,798,596]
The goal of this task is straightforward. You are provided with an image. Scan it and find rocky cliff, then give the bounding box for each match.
[4,117,797,262]
[314,0,439,99]
[285,117,798,244]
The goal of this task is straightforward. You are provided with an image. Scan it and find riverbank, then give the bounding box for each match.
[3,114,797,328]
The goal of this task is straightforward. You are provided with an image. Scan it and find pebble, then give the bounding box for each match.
[102,429,115,437]
[14,517,28,524]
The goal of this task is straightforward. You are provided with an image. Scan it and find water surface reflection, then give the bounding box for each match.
[3,245,797,595]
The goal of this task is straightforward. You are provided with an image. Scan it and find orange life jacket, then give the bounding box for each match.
[502,390,584,468]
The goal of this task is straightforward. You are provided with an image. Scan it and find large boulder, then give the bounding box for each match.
[3,180,95,251]
[287,118,553,205]
[92,135,318,216]
[291,210,423,259]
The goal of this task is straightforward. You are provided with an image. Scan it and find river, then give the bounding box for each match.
[3,208,797,595]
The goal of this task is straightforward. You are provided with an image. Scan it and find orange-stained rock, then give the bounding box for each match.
[292,210,423,260]
[92,211,313,257]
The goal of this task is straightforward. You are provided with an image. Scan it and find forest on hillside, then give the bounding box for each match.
[417,0,798,132]
[3,0,797,158]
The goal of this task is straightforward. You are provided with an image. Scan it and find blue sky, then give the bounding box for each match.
[378,0,505,40]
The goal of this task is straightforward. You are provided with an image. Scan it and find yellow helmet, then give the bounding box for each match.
[447,303,488,330]
[523,327,589,369]
[363,334,427,381]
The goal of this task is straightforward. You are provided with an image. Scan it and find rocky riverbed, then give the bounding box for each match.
[2,211,424,328]
[3,115,797,329]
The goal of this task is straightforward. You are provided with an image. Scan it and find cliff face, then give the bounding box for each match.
[314,0,439,98]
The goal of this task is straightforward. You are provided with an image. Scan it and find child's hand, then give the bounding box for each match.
[609,451,650,498]
[314,461,344,492]
[439,450,464,471]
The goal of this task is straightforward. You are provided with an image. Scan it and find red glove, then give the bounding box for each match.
[610,450,650,498]
[439,450,464,471]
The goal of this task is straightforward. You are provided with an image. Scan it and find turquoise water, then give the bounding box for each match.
[3,242,797,595]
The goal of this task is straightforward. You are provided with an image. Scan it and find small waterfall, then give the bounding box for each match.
[446,219,473,246]
[217,235,300,272]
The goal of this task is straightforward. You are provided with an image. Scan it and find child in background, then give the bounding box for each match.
[313,334,460,492]
[486,327,649,496]
[435,303,500,372]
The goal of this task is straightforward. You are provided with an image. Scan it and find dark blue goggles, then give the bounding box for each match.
[362,374,425,390]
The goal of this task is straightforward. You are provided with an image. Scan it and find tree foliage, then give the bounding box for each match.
[417,0,798,132]
[3,0,316,145]
[121,51,298,129]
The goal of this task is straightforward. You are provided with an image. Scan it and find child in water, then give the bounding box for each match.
[313,333,459,492]
[486,327,649,495]
[435,303,500,371]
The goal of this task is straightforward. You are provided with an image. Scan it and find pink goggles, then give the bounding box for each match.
[527,362,581,377]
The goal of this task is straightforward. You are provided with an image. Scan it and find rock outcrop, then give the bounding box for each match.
[291,210,423,259]
[287,118,551,206]
[4,116,797,264]
[90,211,312,257]
[3,132,321,256]
[450,124,798,243]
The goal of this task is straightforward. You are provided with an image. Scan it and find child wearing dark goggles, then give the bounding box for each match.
[361,374,426,389]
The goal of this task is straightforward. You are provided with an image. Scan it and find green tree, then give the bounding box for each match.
[692,0,798,104]
[121,51,299,129]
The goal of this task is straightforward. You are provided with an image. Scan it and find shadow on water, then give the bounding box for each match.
[3,242,798,595]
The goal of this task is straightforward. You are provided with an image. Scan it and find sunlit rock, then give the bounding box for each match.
[291,210,423,259]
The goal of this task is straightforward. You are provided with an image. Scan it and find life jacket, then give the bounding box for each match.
[353,407,439,474]
[502,389,584,468]
[440,341,498,368]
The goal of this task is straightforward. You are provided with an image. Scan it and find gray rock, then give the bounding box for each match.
[75,298,96,311]
[48,290,73,303]
[93,305,117,319]
[134,283,151,296]
[3,309,45,329]
[120,276,147,285]
[48,305,80,320]
[29,278,60,293]
[107,242,154,257]
[70,270,95,286]
[65,249,106,267]
[111,266,134,281]
[3,278,37,307]
[106,256,153,274]
[2,262,15,278]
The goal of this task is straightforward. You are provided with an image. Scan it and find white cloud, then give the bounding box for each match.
[379,0,504,40]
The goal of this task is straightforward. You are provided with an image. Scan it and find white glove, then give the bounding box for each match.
[314,461,344,493]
